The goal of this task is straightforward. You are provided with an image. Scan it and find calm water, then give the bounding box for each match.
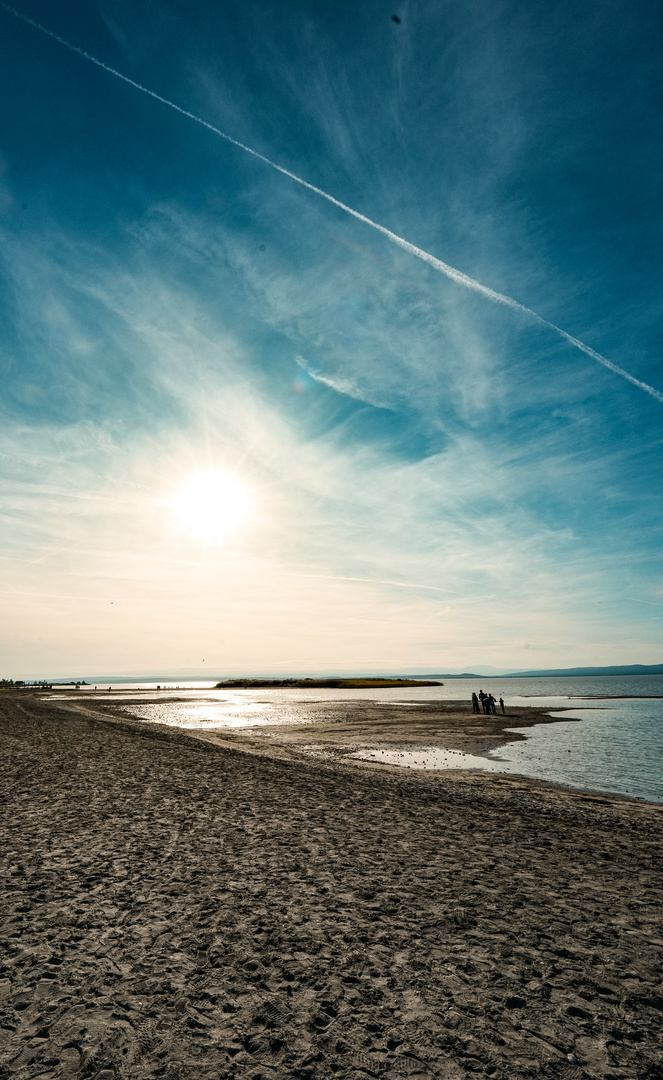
[50,676,663,803]
[352,697,663,803]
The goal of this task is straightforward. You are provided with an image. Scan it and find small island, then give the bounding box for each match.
[214,677,443,688]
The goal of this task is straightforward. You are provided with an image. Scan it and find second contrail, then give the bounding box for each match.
[3,1,661,405]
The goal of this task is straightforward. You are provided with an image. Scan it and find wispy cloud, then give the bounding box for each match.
[0,0,661,676]
[2,1,661,404]
[1,238,659,676]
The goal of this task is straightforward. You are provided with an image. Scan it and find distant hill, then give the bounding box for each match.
[414,673,486,679]
[502,664,663,677]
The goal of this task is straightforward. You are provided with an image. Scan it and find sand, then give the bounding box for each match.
[89,693,581,764]
[1,692,662,1080]
[182,697,579,762]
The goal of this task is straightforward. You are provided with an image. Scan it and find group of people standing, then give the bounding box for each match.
[472,690,505,715]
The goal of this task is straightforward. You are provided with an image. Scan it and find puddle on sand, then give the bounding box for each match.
[117,702,271,729]
[116,700,320,730]
[351,746,494,770]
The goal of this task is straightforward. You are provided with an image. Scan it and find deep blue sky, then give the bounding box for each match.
[1,0,662,676]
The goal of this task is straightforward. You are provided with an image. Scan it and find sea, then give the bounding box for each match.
[49,675,663,804]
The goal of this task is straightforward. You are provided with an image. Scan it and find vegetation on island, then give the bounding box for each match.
[0,679,54,690]
[214,677,443,689]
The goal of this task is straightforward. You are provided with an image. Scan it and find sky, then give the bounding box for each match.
[1,0,662,679]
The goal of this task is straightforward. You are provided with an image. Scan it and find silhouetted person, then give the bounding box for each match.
[471,692,479,713]
[499,696,505,714]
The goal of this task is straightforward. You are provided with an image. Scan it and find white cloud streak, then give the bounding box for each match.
[3,2,662,406]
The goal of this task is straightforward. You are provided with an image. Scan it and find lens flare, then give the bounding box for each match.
[173,470,250,542]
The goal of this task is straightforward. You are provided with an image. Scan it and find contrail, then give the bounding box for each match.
[3,2,662,405]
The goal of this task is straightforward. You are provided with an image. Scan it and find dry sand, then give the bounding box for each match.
[1,692,662,1080]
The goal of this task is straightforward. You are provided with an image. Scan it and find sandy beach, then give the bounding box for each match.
[90,692,581,764]
[185,697,579,762]
[1,692,662,1080]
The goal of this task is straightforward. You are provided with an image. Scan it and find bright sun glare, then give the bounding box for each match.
[173,470,250,542]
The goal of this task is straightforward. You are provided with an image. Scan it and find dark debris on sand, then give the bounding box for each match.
[0,694,662,1080]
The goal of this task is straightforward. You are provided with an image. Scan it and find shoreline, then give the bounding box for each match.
[49,689,663,804]
[63,693,576,751]
[86,695,658,809]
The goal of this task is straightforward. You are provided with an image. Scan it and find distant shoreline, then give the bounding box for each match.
[6,665,663,686]
[213,677,443,689]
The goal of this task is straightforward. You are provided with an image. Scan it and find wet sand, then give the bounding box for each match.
[99,694,580,765]
[1,692,662,1080]
[188,698,579,764]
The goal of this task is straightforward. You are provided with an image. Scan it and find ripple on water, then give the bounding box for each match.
[354,700,663,803]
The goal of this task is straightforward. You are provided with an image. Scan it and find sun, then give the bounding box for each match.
[172,470,250,542]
